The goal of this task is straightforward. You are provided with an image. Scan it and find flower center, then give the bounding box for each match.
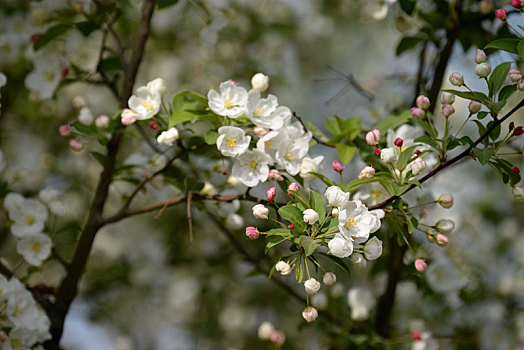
[285,152,296,161]
[345,217,357,230]
[31,242,41,252]
[226,137,237,147]
[44,71,55,81]
[371,191,382,202]
[264,140,273,149]
[248,160,258,170]
[255,106,264,117]
[11,339,21,349]
[141,100,154,110]
[24,214,35,225]
[224,99,234,109]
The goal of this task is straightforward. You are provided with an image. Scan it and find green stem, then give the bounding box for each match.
[455,113,472,137]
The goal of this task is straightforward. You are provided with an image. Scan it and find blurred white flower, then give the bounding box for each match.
[157,128,179,146]
[347,286,375,321]
[8,197,48,238]
[25,55,62,100]
[16,233,53,266]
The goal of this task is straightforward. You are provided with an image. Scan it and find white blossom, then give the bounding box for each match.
[258,321,274,340]
[347,286,375,321]
[207,81,248,119]
[251,73,269,91]
[128,86,161,120]
[275,261,292,275]
[328,233,353,258]
[303,209,320,225]
[16,233,53,266]
[157,127,179,146]
[232,149,271,187]
[246,89,291,129]
[216,126,251,157]
[8,198,48,238]
[380,147,396,163]
[78,107,94,125]
[24,55,62,100]
[252,204,269,219]
[146,77,166,96]
[363,237,383,260]
[299,156,323,180]
[338,200,380,241]
[324,186,350,207]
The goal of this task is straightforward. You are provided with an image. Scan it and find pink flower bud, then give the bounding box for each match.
[510,69,523,82]
[475,49,487,64]
[436,233,449,246]
[30,33,40,44]
[495,8,507,20]
[332,160,344,173]
[69,138,83,151]
[414,259,427,272]
[287,183,300,195]
[269,169,284,181]
[442,104,455,118]
[245,226,260,240]
[358,166,375,179]
[227,79,239,86]
[438,193,454,208]
[95,115,110,129]
[412,332,422,341]
[394,137,403,147]
[302,306,319,323]
[449,72,464,86]
[415,95,430,110]
[365,129,380,146]
[267,187,277,202]
[121,109,137,125]
[269,330,286,345]
[468,101,482,114]
[288,224,294,229]
[148,120,158,130]
[440,92,455,105]
[373,148,380,155]
[410,107,425,119]
[512,0,523,8]
[253,126,270,136]
[58,124,71,137]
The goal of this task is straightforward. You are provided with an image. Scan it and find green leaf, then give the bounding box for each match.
[318,252,351,275]
[298,235,321,257]
[157,0,179,8]
[486,121,501,141]
[185,177,204,191]
[309,191,326,223]
[441,89,489,104]
[490,100,507,114]
[90,152,106,166]
[459,136,475,147]
[296,262,304,283]
[265,237,288,254]
[75,20,98,36]
[519,40,524,61]
[168,110,195,127]
[477,111,489,120]
[412,117,437,138]
[171,90,207,111]
[472,147,495,165]
[34,24,72,51]
[498,84,517,102]
[414,135,439,150]
[396,145,419,171]
[325,116,341,135]
[488,62,511,98]
[399,0,417,15]
[336,144,357,163]
[396,36,424,56]
[265,228,292,236]
[278,205,306,232]
[204,130,218,145]
[99,57,123,72]
[375,110,411,133]
[309,172,337,187]
[484,38,520,54]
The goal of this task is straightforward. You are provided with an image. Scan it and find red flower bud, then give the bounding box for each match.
[412,332,422,341]
[512,0,523,9]
[514,126,523,136]
[512,167,520,174]
[288,224,294,229]
[510,122,515,130]
[30,34,41,44]
[495,8,507,21]
[394,137,403,147]
[373,147,380,155]
[415,150,421,155]
[61,67,70,77]
[332,160,344,173]
[148,120,158,130]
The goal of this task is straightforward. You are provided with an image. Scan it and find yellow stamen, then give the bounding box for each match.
[345,218,357,230]
[264,140,273,149]
[141,100,154,110]
[24,214,35,225]
[44,71,55,81]
[248,160,258,170]
[226,137,237,147]
[371,191,382,202]
[285,152,296,161]
[255,106,264,116]
[224,99,234,108]
[31,242,41,252]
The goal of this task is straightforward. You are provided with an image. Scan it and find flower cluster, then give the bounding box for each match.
[4,193,53,266]
[207,75,319,186]
[0,275,51,348]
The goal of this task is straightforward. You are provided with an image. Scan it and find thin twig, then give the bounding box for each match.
[187,191,193,242]
[293,111,335,148]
